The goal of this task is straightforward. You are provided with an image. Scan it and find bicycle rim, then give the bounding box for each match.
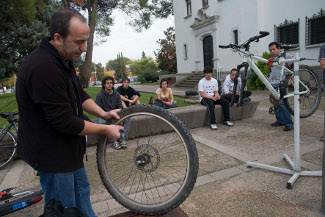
[97,105,198,215]
[284,65,321,118]
[0,129,17,170]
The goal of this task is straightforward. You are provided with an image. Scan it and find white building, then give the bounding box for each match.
[173,0,325,78]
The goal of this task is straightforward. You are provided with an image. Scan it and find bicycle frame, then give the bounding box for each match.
[245,53,308,100]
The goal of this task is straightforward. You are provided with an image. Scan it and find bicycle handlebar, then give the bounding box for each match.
[219,31,270,50]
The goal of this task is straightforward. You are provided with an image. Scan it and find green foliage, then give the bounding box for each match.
[129,57,166,83]
[114,53,127,80]
[0,0,62,82]
[106,57,131,71]
[247,52,272,90]
[155,27,177,74]
[95,63,104,81]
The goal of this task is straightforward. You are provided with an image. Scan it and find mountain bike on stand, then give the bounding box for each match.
[219,31,321,118]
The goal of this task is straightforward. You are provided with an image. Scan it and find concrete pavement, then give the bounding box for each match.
[1,87,324,217]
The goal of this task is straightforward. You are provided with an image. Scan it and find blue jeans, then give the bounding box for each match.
[38,167,96,217]
[275,100,293,127]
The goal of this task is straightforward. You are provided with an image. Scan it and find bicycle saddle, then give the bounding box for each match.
[280,44,299,50]
[0,112,19,119]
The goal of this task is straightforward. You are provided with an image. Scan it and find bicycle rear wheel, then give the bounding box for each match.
[97,104,199,215]
[0,129,17,170]
[0,187,43,216]
[283,65,322,118]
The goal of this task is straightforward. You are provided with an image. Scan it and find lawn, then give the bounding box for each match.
[0,88,192,127]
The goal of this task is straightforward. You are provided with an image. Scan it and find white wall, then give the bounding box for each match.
[174,0,325,74]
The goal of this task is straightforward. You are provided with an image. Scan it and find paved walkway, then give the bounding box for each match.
[1,87,324,217]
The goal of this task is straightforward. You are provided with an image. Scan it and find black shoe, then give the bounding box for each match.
[271,122,284,127]
[243,97,251,103]
[283,126,293,131]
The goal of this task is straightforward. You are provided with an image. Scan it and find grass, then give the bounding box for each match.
[0,88,192,127]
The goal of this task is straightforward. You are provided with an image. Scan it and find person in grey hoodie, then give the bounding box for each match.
[96,76,126,149]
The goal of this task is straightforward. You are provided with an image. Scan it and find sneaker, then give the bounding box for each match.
[120,139,127,149]
[223,121,234,126]
[210,124,218,130]
[112,141,122,150]
[243,97,251,103]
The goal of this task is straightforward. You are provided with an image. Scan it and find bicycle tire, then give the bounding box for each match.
[0,129,17,170]
[0,187,43,216]
[97,104,199,215]
[283,65,322,118]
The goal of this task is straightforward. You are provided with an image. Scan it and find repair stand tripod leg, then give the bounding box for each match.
[247,52,322,189]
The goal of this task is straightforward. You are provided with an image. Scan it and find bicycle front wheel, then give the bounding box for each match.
[0,129,17,169]
[283,65,322,118]
[96,104,199,215]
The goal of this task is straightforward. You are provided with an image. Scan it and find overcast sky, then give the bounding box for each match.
[92,11,175,66]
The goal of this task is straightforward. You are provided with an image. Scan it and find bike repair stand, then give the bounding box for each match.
[247,52,322,189]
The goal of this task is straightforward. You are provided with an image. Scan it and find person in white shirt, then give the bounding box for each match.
[221,68,252,103]
[198,66,233,130]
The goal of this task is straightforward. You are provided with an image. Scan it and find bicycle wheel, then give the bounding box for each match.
[0,187,43,216]
[283,65,322,118]
[0,129,17,170]
[97,104,199,215]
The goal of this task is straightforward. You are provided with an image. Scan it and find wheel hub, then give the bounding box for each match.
[134,144,160,172]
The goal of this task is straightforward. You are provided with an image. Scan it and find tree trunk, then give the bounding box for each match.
[79,0,98,88]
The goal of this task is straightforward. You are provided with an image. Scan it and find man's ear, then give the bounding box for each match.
[52,33,63,46]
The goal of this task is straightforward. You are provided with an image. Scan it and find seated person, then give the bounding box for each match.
[155,78,177,109]
[221,68,251,103]
[95,76,129,150]
[117,77,141,108]
[199,66,233,130]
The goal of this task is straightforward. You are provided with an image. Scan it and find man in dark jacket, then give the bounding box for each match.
[16,9,123,217]
[117,77,141,108]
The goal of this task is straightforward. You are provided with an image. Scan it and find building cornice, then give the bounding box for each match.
[190,8,220,30]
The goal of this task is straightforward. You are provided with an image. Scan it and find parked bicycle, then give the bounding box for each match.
[219,31,321,118]
[0,112,19,169]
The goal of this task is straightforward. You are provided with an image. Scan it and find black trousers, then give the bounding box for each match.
[201,97,230,125]
[221,90,252,103]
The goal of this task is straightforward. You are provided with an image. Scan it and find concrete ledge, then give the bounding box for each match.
[87,101,260,146]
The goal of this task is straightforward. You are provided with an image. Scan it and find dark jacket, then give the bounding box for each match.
[95,88,122,111]
[116,86,140,107]
[16,37,90,172]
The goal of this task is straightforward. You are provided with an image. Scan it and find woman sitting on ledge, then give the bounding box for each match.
[155,78,177,109]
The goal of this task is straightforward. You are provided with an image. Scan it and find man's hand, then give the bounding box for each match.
[320,58,325,70]
[102,109,121,121]
[211,95,220,101]
[103,125,124,140]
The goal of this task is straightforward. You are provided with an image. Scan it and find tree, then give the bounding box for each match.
[129,57,162,83]
[0,0,62,85]
[62,0,173,87]
[115,52,127,80]
[155,27,177,74]
[106,56,131,71]
[95,63,104,81]
[141,51,146,59]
